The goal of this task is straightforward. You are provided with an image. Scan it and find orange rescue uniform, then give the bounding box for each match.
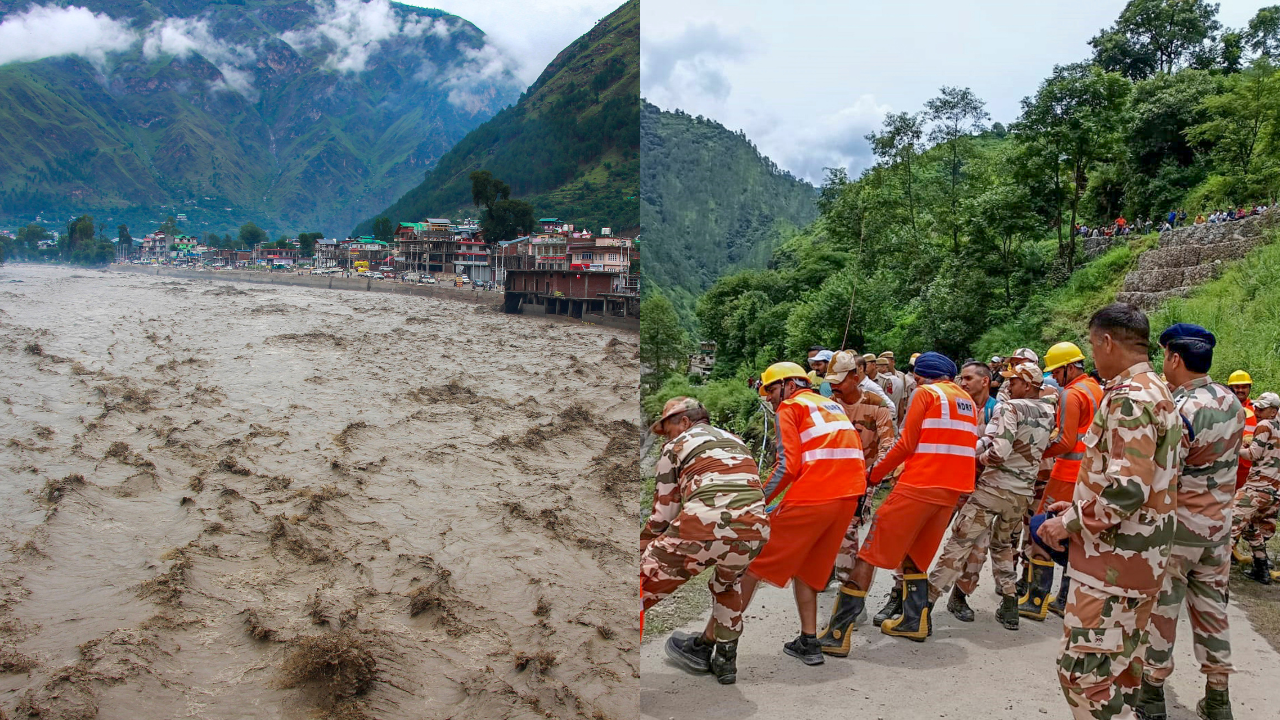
[862,381,978,569]
[1238,399,1257,485]
[1040,373,1104,511]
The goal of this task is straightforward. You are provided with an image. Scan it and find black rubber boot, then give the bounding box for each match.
[817,586,866,657]
[664,631,712,674]
[710,640,738,685]
[881,573,932,642]
[1015,558,1030,598]
[872,584,903,626]
[1048,575,1069,618]
[1247,554,1273,585]
[1018,559,1055,621]
[1196,683,1233,720]
[1135,677,1167,720]
[996,594,1020,630]
[783,633,824,666]
[947,587,974,622]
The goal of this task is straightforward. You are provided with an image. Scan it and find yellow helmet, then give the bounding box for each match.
[1228,370,1253,386]
[1043,342,1085,371]
[761,362,808,386]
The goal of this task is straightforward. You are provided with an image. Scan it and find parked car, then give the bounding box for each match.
[371,272,383,279]
[378,266,394,272]
[423,276,437,284]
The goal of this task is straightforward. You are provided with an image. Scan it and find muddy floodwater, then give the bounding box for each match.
[0,265,641,719]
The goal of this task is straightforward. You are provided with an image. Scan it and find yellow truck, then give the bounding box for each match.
[353,261,369,273]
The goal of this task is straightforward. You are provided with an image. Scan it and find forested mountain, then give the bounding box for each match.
[0,0,520,238]
[640,101,818,326]
[355,0,638,236]
[642,0,1280,429]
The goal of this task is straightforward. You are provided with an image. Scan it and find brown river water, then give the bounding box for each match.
[0,265,641,719]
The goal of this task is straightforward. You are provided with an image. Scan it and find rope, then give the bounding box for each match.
[840,273,858,350]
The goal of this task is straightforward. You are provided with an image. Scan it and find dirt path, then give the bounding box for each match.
[0,265,641,719]
[641,544,1280,719]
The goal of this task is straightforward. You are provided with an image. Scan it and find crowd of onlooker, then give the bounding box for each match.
[1073,203,1272,239]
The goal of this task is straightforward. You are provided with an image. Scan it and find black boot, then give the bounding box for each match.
[872,584,903,625]
[881,573,932,642]
[816,586,866,657]
[1247,554,1273,585]
[947,587,974,622]
[664,631,712,674]
[1018,559,1055,621]
[710,640,738,685]
[995,594,1019,630]
[1048,575,1069,618]
[1015,559,1030,597]
[783,633,824,666]
[1196,682,1233,720]
[1135,677,1167,720]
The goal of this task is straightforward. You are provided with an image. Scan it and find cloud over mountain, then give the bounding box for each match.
[0,4,135,69]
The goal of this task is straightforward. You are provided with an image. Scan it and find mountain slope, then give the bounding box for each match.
[0,0,520,237]
[355,0,638,236]
[640,101,819,325]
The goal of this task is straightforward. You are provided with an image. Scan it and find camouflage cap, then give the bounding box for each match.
[1011,347,1039,363]
[1002,361,1044,385]
[649,396,705,433]
[825,350,861,384]
[1255,392,1280,411]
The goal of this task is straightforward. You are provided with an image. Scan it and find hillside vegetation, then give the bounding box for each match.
[640,101,818,326]
[0,0,518,238]
[356,0,638,235]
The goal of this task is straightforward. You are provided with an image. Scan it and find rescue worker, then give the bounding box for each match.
[1230,391,1280,584]
[817,352,977,647]
[997,348,1040,402]
[642,397,770,685]
[744,362,866,666]
[1036,303,1180,720]
[1135,325,1245,720]
[807,350,834,397]
[879,351,914,424]
[927,361,1056,631]
[876,355,904,415]
[816,351,896,655]
[1022,341,1104,620]
[1227,370,1256,504]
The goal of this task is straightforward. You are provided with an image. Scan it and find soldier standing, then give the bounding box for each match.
[1135,325,1245,720]
[1230,391,1280,583]
[641,397,770,685]
[1036,304,1180,720]
[926,361,1056,631]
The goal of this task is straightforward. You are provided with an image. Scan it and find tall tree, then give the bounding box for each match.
[1246,5,1280,57]
[640,293,691,393]
[470,170,534,242]
[297,232,322,257]
[1091,0,1222,78]
[925,86,990,252]
[1014,63,1130,272]
[1187,58,1280,201]
[371,217,394,243]
[118,224,133,245]
[158,215,179,237]
[239,222,267,248]
[865,112,926,232]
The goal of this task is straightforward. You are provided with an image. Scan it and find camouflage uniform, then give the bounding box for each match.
[831,392,896,583]
[928,395,1056,600]
[1231,417,1280,554]
[1145,377,1244,689]
[640,424,770,641]
[1056,362,1180,720]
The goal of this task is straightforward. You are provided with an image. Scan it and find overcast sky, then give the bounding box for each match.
[641,0,1274,184]
[404,0,625,85]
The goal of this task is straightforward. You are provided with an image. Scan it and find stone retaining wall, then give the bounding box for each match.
[1115,212,1278,309]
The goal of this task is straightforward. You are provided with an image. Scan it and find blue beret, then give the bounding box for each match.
[1030,512,1069,566]
[1159,323,1215,348]
[913,351,958,379]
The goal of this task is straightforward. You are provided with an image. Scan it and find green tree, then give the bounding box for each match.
[371,216,394,243]
[924,86,990,252]
[239,222,267,248]
[158,215,179,237]
[118,224,133,245]
[1187,58,1280,201]
[297,232,322,257]
[1091,0,1222,78]
[865,111,926,232]
[482,198,536,242]
[1246,5,1280,57]
[1014,63,1130,272]
[640,293,691,392]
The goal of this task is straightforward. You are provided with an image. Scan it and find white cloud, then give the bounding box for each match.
[0,4,136,69]
[283,0,427,73]
[754,95,892,184]
[444,42,516,111]
[641,24,747,105]
[142,16,259,97]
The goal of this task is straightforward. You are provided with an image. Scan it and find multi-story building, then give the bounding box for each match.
[568,235,632,274]
[454,227,490,283]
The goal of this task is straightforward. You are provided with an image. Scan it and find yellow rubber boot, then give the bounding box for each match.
[1017,559,1056,621]
[881,574,932,642]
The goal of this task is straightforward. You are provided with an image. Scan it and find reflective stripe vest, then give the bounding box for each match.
[1049,374,1105,483]
[1238,400,1257,484]
[777,391,867,504]
[900,381,978,492]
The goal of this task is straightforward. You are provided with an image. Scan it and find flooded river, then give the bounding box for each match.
[0,265,640,719]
